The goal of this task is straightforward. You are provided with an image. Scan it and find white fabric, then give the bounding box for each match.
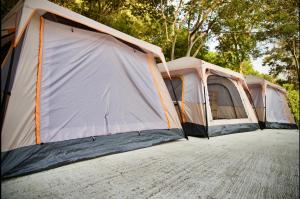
[248,85,265,122]
[266,87,295,123]
[184,73,204,104]
[150,61,181,129]
[40,20,167,143]
[245,75,286,93]
[164,78,182,101]
[183,73,205,125]
[248,86,264,108]
[1,14,40,152]
[159,57,259,127]
[164,72,205,125]
[6,0,170,74]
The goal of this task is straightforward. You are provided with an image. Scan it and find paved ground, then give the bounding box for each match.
[2,129,299,199]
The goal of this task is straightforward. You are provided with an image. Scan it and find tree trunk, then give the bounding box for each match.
[171,35,177,60]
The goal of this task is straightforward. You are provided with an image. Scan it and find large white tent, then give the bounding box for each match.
[245,75,297,129]
[1,0,183,178]
[159,57,259,137]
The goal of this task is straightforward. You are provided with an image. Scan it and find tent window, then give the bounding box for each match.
[207,75,247,120]
[266,87,293,123]
[1,40,12,65]
[164,77,183,102]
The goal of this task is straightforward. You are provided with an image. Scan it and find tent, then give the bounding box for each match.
[158,57,259,137]
[1,0,184,178]
[245,75,297,129]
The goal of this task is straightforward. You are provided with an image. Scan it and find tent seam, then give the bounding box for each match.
[146,55,171,129]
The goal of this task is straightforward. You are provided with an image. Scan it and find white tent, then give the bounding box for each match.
[159,57,259,137]
[245,75,297,129]
[1,0,183,178]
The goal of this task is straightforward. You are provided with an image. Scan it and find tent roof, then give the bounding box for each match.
[244,75,286,93]
[158,57,244,80]
[2,0,170,74]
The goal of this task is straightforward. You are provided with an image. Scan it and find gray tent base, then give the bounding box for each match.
[209,123,259,137]
[1,129,183,179]
[182,123,206,137]
[182,122,259,137]
[263,122,298,129]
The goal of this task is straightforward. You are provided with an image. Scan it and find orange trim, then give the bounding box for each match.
[2,28,16,33]
[13,11,36,47]
[147,55,171,128]
[35,17,44,144]
[179,76,186,122]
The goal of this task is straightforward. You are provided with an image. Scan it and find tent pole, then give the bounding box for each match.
[169,78,188,140]
[264,95,266,128]
[0,46,16,134]
[203,83,209,139]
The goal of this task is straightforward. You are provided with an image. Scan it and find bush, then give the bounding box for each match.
[283,84,299,125]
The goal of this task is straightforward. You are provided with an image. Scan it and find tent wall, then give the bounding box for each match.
[148,59,181,130]
[181,73,205,125]
[245,75,297,129]
[2,14,40,152]
[160,57,260,137]
[164,77,183,101]
[38,19,173,143]
[207,75,247,120]
[164,72,206,136]
[266,87,295,124]
[247,85,265,123]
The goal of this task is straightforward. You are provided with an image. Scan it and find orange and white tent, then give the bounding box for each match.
[245,75,297,129]
[1,0,183,178]
[159,57,259,137]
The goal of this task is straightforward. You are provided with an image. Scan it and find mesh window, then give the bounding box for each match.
[164,77,183,101]
[207,75,247,120]
[266,87,294,123]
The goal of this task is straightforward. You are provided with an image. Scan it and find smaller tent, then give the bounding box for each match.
[245,75,297,129]
[159,57,259,137]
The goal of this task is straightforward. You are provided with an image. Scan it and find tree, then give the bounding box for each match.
[258,0,299,89]
[159,0,226,60]
[214,0,264,73]
[283,84,299,125]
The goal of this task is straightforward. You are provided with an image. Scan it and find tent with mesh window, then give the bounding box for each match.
[158,57,259,138]
[245,75,297,129]
[1,0,184,178]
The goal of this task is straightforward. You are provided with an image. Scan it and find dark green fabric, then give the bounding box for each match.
[182,122,206,137]
[182,122,259,137]
[1,129,183,179]
[208,123,259,137]
[264,122,298,129]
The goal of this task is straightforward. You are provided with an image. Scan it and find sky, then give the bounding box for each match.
[207,38,270,74]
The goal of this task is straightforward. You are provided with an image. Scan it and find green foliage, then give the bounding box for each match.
[258,0,299,89]
[214,0,264,73]
[1,0,298,113]
[283,84,299,125]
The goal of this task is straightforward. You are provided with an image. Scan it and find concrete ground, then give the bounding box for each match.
[1,129,299,199]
